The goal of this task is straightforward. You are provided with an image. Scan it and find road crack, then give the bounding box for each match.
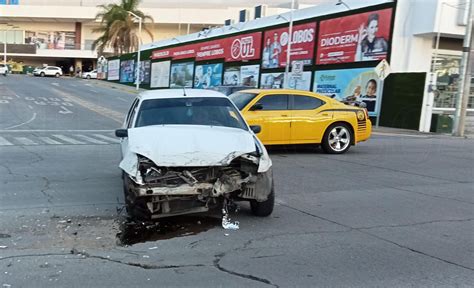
[356,218,474,230]
[70,248,206,270]
[213,252,278,287]
[279,203,474,272]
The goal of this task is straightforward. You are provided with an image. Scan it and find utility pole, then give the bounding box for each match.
[453,0,473,137]
[128,11,142,91]
[283,0,295,88]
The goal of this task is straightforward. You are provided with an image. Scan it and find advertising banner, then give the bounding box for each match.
[139,60,151,84]
[25,31,76,50]
[120,60,135,83]
[313,68,380,116]
[151,32,262,62]
[150,61,171,88]
[107,59,120,81]
[262,22,316,69]
[316,8,392,65]
[260,71,311,90]
[223,64,259,87]
[194,63,223,89]
[170,62,194,88]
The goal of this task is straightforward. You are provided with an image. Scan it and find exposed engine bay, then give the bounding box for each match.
[123,153,272,219]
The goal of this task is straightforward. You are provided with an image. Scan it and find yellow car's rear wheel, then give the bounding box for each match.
[322,123,352,154]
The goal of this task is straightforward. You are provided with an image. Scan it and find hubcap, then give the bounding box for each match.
[328,126,350,152]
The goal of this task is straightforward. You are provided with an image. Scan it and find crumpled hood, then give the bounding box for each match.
[125,125,257,167]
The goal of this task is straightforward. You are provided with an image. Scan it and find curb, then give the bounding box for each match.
[92,80,143,95]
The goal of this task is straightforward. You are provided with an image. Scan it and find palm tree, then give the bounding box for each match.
[93,0,154,55]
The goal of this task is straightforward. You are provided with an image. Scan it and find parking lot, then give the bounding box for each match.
[0,75,473,287]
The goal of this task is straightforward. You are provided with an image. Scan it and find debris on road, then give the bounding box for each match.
[0,246,7,249]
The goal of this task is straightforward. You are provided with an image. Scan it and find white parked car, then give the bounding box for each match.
[0,64,8,76]
[33,66,63,77]
[82,70,97,79]
[115,89,274,220]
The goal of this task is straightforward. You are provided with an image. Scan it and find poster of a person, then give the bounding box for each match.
[262,38,272,69]
[355,13,388,61]
[270,33,282,68]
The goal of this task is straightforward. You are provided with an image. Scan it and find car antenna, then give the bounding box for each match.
[183,87,187,96]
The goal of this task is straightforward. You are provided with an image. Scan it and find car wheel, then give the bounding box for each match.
[321,123,352,154]
[40,72,45,77]
[250,186,274,217]
[55,73,60,78]
[122,173,151,220]
[86,75,91,79]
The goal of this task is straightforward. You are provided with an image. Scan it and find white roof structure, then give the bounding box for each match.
[141,0,394,51]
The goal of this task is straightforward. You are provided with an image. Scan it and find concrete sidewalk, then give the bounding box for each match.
[372,126,471,139]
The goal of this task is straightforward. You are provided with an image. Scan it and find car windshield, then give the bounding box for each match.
[135,97,248,131]
[229,92,258,110]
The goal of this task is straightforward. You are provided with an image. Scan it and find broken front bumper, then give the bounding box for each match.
[124,168,273,219]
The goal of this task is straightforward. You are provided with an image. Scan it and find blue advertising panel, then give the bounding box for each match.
[313,68,381,116]
[194,63,223,89]
[119,60,135,83]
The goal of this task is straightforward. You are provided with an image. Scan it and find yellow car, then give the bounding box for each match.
[229,89,372,154]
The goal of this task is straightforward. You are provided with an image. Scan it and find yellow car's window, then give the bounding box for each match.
[257,95,289,110]
[292,96,325,110]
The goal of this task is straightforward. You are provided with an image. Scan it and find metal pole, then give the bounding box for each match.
[3,30,6,67]
[283,0,295,89]
[453,0,473,136]
[136,16,142,91]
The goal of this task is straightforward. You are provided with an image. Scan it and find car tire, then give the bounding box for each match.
[250,187,275,217]
[55,73,60,78]
[86,75,91,79]
[321,123,352,154]
[40,72,45,77]
[122,173,151,220]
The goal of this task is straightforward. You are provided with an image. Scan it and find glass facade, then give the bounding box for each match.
[432,54,474,109]
[0,30,24,44]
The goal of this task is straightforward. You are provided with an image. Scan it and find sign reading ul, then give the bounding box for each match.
[231,36,255,60]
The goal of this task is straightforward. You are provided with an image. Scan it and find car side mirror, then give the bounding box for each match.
[115,129,128,138]
[249,103,263,111]
[250,125,261,134]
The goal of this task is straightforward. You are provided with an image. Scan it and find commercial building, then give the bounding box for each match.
[106,0,472,134]
[0,0,296,73]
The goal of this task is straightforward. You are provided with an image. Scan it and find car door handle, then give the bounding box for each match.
[281,114,289,117]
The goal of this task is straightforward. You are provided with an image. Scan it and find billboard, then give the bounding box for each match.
[107,59,120,81]
[151,32,262,62]
[139,60,151,84]
[313,68,380,116]
[194,63,223,89]
[120,60,135,83]
[150,61,171,88]
[262,22,316,69]
[317,8,393,65]
[223,64,259,87]
[170,62,194,88]
[260,71,311,90]
[25,30,76,50]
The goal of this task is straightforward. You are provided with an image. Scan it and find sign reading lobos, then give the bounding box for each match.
[231,36,256,60]
[151,32,262,62]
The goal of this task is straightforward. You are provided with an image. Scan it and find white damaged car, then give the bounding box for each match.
[115,89,274,220]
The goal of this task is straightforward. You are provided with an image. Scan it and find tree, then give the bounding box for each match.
[93,0,154,55]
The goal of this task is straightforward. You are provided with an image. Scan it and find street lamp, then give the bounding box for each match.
[336,0,351,10]
[127,11,142,91]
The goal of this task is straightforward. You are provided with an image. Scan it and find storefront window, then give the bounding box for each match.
[0,30,24,44]
[432,54,474,109]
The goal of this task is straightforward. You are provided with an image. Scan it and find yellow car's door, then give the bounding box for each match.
[243,94,291,145]
[290,94,333,144]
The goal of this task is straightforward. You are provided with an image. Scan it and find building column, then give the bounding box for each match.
[75,22,82,50]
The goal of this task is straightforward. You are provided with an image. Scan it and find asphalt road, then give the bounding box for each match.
[0,75,473,287]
